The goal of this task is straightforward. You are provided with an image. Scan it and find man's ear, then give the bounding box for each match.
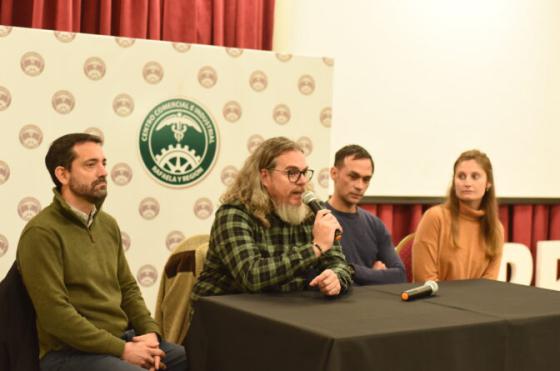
[330,166,338,181]
[259,168,270,189]
[54,166,69,186]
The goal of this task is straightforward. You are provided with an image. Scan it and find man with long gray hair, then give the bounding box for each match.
[192,136,352,301]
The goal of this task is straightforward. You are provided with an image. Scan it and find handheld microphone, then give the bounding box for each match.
[401,280,438,301]
[302,191,342,241]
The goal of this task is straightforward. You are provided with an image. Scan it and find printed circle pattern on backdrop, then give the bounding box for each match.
[0,235,8,257]
[223,101,242,123]
[0,86,12,111]
[111,163,133,186]
[0,26,334,311]
[20,51,45,76]
[17,197,42,221]
[52,90,76,114]
[121,231,131,252]
[166,231,186,252]
[83,57,106,81]
[19,125,43,149]
[0,161,10,184]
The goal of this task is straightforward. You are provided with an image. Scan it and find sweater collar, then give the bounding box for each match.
[52,188,102,227]
[68,203,97,227]
[326,202,359,218]
[459,202,485,221]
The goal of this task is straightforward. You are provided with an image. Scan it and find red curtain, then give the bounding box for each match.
[364,202,560,262]
[0,0,275,49]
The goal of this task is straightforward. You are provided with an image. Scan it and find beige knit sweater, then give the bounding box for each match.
[412,203,504,282]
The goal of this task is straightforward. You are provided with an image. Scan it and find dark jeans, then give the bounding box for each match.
[40,330,187,371]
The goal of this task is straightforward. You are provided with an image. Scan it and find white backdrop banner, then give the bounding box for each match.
[0,25,334,311]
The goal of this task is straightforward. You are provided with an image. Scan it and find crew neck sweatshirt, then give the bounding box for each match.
[327,204,406,285]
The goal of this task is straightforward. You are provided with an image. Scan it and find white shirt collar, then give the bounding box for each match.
[68,204,97,227]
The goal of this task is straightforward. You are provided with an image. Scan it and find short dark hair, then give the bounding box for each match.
[333,144,374,172]
[45,133,103,190]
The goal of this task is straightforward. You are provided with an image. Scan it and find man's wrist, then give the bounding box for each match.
[313,242,324,256]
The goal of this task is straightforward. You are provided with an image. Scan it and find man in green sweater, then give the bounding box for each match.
[17,133,187,371]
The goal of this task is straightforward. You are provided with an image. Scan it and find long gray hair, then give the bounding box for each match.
[221,136,305,227]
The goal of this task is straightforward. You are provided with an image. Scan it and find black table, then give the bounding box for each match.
[187,280,560,371]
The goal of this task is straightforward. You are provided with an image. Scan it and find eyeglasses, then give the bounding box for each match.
[268,167,314,183]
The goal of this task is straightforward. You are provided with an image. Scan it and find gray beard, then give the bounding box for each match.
[275,202,311,225]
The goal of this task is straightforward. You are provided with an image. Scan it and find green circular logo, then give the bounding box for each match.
[139,98,219,188]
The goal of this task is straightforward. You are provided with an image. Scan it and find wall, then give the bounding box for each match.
[0,26,334,310]
[274,0,560,198]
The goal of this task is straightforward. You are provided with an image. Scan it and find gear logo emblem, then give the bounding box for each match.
[0,26,13,37]
[198,66,217,88]
[121,231,131,252]
[249,70,268,92]
[52,90,75,114]
[166,231,186,251]
[172,42,191,53]
[111,162,133,186]
[84,57,106,81]
[247,134,264,154]
[223,101,242,123]
[193,197,213,220]
[19,124,43,149]
[226,48,243,58]
[143,61,164,84]
[115,37,135,48]
[273,104,291,125]
[139,98,219,188]
[20,51,45,77]
[275,53,292,62]
[0,86,12,111]
[0,160,10,185]
[323,57,334,67]
[84,127,105,142]
[137,264,158,287]
[320,107,332,127]
[0,234,8,257]
[318,168,330,189]
[54,31,76,43]
[298,74,315,95]
[18,197,42,221]
[220,165,238,186]
[138,197,160,220]
[297,136,313,157]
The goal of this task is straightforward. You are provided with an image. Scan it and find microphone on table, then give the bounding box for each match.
[302,191,342,241]
[401,280,439,301]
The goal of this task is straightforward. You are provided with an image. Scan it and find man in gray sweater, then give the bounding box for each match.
[327,145,406,285]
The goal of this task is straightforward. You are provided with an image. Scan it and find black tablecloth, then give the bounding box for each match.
[187,280,560,371]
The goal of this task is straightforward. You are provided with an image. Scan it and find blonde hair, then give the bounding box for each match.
[221,137,304,227]
[446,149,501,257]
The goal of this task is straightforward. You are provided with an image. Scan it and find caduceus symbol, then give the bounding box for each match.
[171,124,187,142]
[155,112,203,142]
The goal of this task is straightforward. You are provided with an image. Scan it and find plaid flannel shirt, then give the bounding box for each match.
[192,202,353,301]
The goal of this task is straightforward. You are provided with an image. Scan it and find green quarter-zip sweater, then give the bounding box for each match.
[17,190,159,359]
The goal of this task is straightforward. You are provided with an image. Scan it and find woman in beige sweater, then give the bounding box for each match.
[412,150,504,282]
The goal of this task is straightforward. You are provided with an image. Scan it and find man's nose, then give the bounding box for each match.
[354,179,366,190]
[296,173,308,185]
[98,163,108,177]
